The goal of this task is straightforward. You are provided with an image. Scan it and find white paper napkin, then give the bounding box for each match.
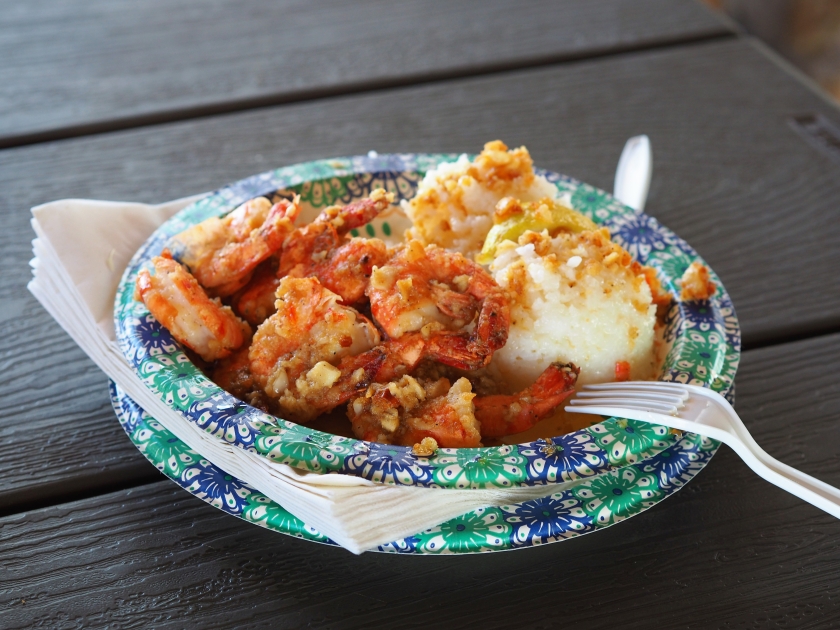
[28,195,577,554]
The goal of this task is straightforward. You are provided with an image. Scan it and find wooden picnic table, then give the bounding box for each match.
[1,0,839,626]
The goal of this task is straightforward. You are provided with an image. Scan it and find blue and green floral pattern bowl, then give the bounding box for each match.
[114,154,740,494]
[111,381,722,553]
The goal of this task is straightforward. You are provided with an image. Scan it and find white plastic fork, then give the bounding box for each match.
[567,381,840,519]
[613,134,652,212]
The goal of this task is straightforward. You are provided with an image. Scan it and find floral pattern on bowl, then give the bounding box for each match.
[111,381,719,554]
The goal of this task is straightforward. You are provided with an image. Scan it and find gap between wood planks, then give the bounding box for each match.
[0,472,163,519]
[743,322,840,352]
[0,31,734,151]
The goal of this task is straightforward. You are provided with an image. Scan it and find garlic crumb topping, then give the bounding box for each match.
[679,261,716,301]
[306,361,342,389]
[412,437,439,457]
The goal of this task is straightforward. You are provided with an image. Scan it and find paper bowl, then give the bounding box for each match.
[114,154,740,492]
[111,380,722,553]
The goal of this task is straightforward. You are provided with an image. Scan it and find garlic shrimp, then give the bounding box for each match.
[248,277,383,422]
[278,189,393,304]
[135,255,251,362]
[167,196,300,294]
[475,362,579,438]
[348,376,482,447]
[367,239,510,371]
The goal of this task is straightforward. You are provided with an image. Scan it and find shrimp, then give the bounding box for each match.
[248,277,383,422]
[278,189,393,304]
[230,190,393,325]
[475,362,579,438]
[348,375,482,447]
[135,255,251,362]
[167,196,300,294]
[315,188,394,233]
[210,346,272,411]
[349,362,579,446]
[303,237,389,305]
[366,239,510,371]
[346,328,495,385]
[232,257,282,326]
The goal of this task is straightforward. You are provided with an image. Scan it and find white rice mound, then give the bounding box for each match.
[403,141,560,259]
[490,228,658,391]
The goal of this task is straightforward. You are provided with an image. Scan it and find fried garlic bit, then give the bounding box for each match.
[412,437,439,457]
[679,261,716,301]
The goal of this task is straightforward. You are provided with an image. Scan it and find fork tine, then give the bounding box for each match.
[581,382,690,399]
[575,391,686,406]
[568,398,679,414]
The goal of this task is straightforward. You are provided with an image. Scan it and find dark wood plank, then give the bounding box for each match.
[1,332,838,629]
[2,38,839,509]
[0,0,729,146]
[0,311,163,514]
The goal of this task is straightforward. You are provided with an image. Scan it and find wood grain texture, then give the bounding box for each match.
[0,0,729,145]
[1,332,839,629]
[0,308,163,513]
[2,38,839,508]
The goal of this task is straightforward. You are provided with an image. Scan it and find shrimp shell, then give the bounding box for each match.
[248,277,381,422]
[168,196,300,293]
[135,255,251,362]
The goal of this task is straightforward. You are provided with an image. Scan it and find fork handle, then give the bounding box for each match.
[726,439,840,519]
[569,407,840,520]
[653,411,840,520]
[657,412,840,519]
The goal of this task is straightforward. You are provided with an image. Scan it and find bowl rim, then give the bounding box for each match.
[110,379,723,554]
[114,152,740,490]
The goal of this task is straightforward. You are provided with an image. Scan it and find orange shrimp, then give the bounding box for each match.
[305,238,390,305]
[345,328,497,385]
[475,362,579,438]
[210,346,272,411]
[348,363,579,446]
[314,188,394,233]
[367,240,510,371]
[348,376,482,447]
[230,191,392,324]
[135,255,251,362]
[232,258,282,326]
[248,277,383,422]
[167,196,300,294]
[278,189,393,304]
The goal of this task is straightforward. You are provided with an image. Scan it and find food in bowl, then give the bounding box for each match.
[404,140,560,258]
[488,212,663,389]
[135,141,672,451]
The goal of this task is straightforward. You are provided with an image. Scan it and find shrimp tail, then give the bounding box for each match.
[423,293,509,370]
[339,347,389,394]
[316,189,394,234]
[472,293,510,354]
[261,198,301,250]
[476,362,579,438]
[426,334,490,371]
[318,347,389,410]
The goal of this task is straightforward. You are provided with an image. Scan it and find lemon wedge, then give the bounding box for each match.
[477,197,596,264]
